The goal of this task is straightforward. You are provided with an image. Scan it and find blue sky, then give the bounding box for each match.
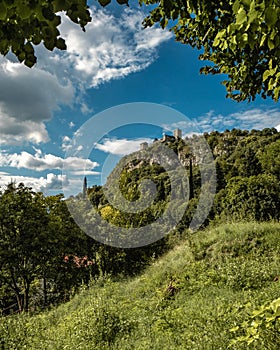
[0,1,279,196]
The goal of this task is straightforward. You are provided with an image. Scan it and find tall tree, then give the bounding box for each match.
[139,0,280,102]
[218,174,280,222]
[82,177,87,199]
[0,183,49,312]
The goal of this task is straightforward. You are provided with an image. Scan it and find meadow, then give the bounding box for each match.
[1,221,280,349]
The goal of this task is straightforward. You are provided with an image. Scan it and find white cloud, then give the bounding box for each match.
[197,108,280,132]
[71,170,100,176]
[80,103,93,115]
[61,135,84,153]
[161,120,201,136]
[0,171,98,196]
[40,173,69,191]
[0,150,99,172]
[0,106,49,144]
[276,124,280,131]
[0,172,68,192]
[55,6,172,88]
[0,6,172,146]
[95,138,153,156]
[62,135,72,152]
[0,60,74,145]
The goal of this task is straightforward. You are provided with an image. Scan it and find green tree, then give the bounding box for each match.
[258,138,280,181]
[230,146,262,177]
[1,0,279,102]
[139,0,280,101]
[0,185,97,313]
[44,194,96,305]
[0,0,91,67]
[0,183,49,312]
[218,174,280,222]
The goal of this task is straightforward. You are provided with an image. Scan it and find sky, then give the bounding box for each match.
[0,1,280,197]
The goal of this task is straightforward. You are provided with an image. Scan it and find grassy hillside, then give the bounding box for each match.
[1,222,280,349]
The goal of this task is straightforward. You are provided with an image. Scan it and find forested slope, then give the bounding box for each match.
[1,127,280,335]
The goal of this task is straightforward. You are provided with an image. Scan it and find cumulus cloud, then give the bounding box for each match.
[0,106,49,144]
[197,108,280,132]
[0,149,99,172]
[161,120,201,137]
[0,6,172,146]
[55,6,172,88]
[0,60,74,145]
[40,173,69,191]
[62,136,72,152]
[95,138,153,156]
[0,172,68,192]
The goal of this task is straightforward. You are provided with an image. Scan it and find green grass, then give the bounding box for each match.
[1,222,280,349]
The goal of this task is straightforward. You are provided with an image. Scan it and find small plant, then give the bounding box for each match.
[230,298,280,348]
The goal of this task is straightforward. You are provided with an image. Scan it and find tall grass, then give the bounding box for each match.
[1,222,280,349]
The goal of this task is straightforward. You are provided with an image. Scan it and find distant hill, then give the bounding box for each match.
[88,127,280,231]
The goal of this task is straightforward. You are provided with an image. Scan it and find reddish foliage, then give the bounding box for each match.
[63,255,94,268]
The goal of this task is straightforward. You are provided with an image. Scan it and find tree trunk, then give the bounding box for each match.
[23,277,30,312]
[43,275,48,306]
[15,292,23,313]
[10,269,23,312]
[189,158,194,200]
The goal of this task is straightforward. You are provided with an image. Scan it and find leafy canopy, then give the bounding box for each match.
[0,0,279,102]
[0,0,92,67]
[139,0,280,102]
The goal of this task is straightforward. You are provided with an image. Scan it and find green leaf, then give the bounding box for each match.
[0,2,7,20]
[222,40,228,50]
[268,39,275,50]
[265,7,277,27]
[17,52,26,63]
[52,15,61,28]
[43,39,56,51]
[0,39,9,55]
[232,0,240,14]
[17,3,30,20]
[53,0,68,12]
[260,34,266,46]
[274,87,280,101]
[213,29,226,47]
[25,54,37,68]
[248,9,259,24]
[230,36,237,45]
[56,37,67,50]
[236,8,247,25]
[117,0,129,4]
[263,70,271,81]
[32,34,42,46]
[268,77,275,90]
[42,6,55,21]
[242,33,248,42]
[24,42,34,54]
[241,0,251,9]
[270,298,280,313]
[98,0,111,6]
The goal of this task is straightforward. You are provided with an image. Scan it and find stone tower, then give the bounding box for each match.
[140,142,148,150]
[174,128,182,139]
